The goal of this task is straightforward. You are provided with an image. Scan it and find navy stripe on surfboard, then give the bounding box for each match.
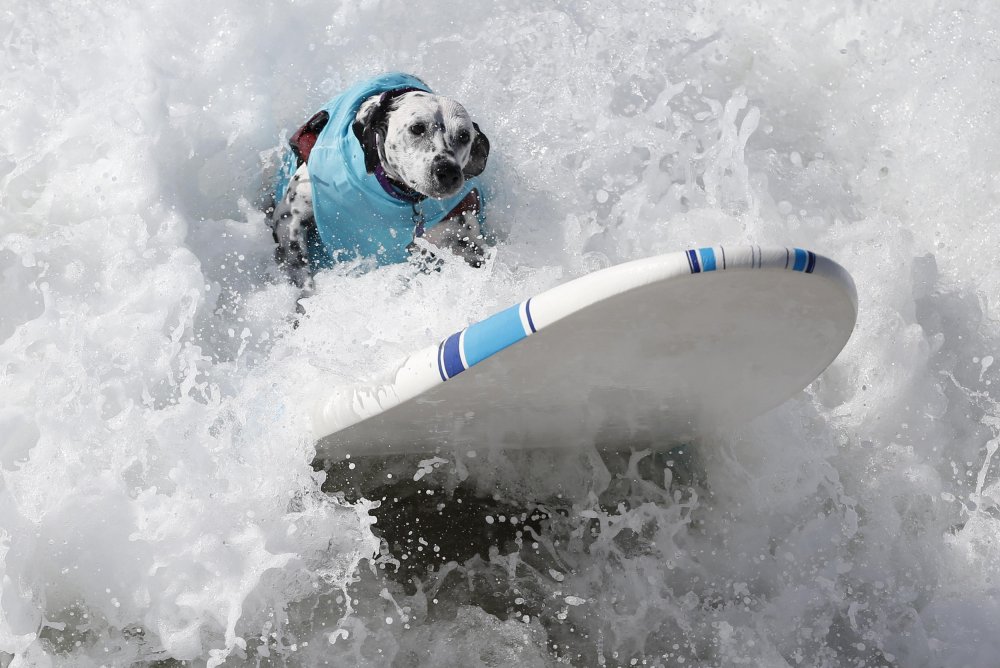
[687,249,701,274]
[442,332,464,379]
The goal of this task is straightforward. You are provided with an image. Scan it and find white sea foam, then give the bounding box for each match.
[3,1,1000,665]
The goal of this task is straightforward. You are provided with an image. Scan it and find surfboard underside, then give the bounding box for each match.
[313,246,857,458]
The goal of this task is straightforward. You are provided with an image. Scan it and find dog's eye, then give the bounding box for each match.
[457,130,471,144]
[410,123,426,136]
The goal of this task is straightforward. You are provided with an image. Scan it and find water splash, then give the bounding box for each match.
[3,0,1000,665]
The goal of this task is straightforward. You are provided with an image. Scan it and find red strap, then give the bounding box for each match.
[442,188,481,222]
[290,110,329,165]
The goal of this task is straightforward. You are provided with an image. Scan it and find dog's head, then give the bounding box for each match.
[353,90,490,199]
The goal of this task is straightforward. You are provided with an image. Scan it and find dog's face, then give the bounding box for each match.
[355,91,490,199]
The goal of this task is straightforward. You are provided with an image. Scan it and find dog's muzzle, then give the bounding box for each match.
[433,158,463,194]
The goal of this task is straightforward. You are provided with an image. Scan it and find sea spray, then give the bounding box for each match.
[4,0,1000,665]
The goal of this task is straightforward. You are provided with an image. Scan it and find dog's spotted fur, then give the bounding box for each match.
[269,167,316,290]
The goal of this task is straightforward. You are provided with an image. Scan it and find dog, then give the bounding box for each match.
[268,73,491,290]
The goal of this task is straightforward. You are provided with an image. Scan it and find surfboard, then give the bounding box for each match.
[311,246,857,458]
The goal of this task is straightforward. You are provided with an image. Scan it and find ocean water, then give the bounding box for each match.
[2,1,1000,666]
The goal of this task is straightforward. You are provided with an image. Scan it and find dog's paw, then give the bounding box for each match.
[406,238,445,274]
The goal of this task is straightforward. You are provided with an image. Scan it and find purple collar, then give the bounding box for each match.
[374,164,425,204]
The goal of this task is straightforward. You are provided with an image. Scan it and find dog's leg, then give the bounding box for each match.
[269,164,316,293]
[417,189,489,268]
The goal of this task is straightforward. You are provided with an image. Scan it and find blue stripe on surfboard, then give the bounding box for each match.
[462,303,530,368]
[524,298,537,333]
[698,247,717,272]
[437,340,447,381]
[442,332,464,379]
[806,250,816,273]
[792,248,808,272]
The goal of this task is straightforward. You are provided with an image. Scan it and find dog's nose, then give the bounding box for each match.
[433,161,462,191]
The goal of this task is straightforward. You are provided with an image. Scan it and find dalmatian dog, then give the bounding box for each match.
[269,81,491,290]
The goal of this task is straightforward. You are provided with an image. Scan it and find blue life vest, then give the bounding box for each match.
[274,73,485,268]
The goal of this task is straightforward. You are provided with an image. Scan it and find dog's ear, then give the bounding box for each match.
[352,94,390,174]
[463,122,490,178]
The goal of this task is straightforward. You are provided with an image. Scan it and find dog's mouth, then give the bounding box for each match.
[421,183,465,200]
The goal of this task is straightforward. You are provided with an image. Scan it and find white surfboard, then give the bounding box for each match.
[312,246,856,458]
